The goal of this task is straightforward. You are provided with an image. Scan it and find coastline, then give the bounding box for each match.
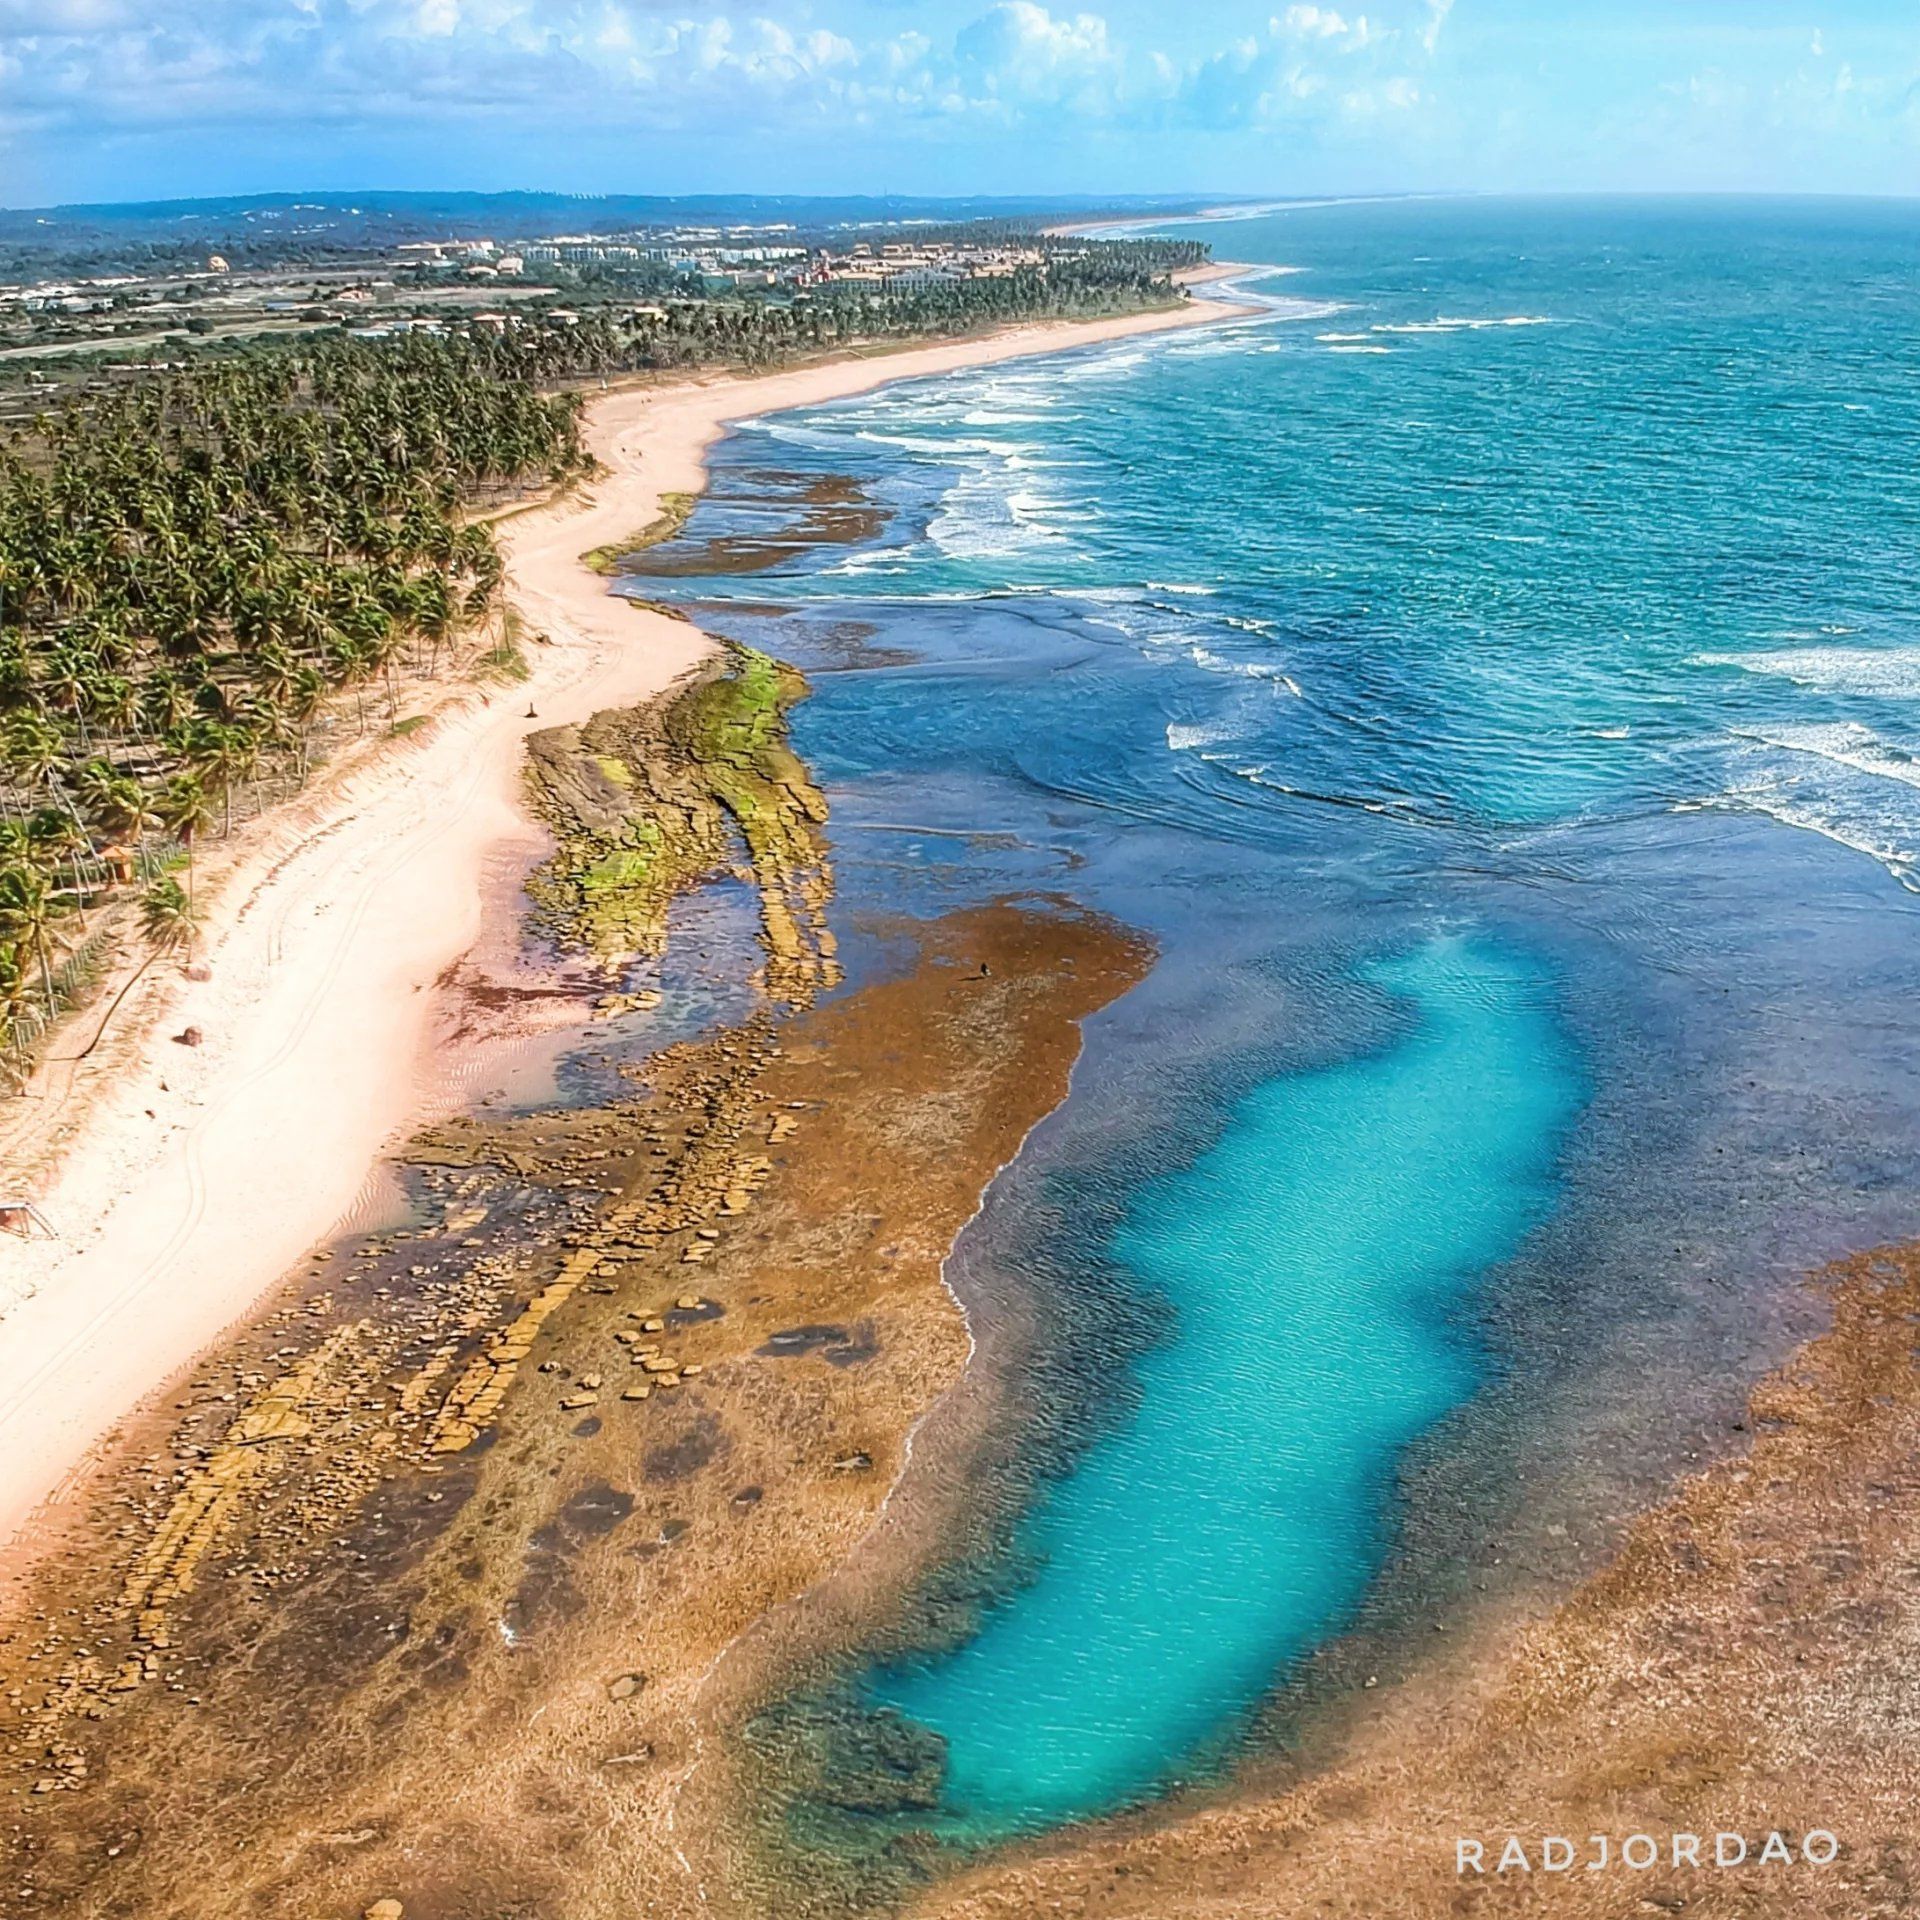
[4,215,1915,1920]
[0,271,1255,1564]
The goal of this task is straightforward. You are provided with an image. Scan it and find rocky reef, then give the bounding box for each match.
[524,644,839,1006]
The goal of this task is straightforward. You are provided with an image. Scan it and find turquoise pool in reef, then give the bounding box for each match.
[872,936,1579,1832]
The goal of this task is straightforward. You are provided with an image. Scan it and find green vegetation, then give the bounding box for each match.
[581,490,698,574]
[525,645,838,1006]
[138,876,195,956]
[0,333,587,1070]
[0,222,1206,1073]
[484,245,1202,381]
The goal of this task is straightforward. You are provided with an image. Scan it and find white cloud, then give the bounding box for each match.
[950,2,1127,117]
[1185,2,1435,130]
[0,0,131,28]
[1275,6,1383,51]
[0,0,1648,184]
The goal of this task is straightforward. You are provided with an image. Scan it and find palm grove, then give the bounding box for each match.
[0,335,581,1074]
[0,233,1204,1077]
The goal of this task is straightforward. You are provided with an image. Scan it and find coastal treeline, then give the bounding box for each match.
[444,248,1204,383]
[0,336,584,1068]
[483,283,1171,381]
[3,229,1209,387]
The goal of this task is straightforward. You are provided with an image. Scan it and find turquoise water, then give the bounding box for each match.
[632,198,1920,1854]
[876,936,1579,1833]
[720,197,1920,884]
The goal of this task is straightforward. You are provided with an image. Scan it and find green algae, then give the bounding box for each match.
[579,489,698,575]
[524,644,839,1004]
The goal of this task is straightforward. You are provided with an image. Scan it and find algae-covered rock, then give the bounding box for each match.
[524,644,840,1006]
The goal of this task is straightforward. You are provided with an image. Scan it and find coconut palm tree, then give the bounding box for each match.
[0,860,68,1015]
[139,876,196,960]
[153,773,213,912]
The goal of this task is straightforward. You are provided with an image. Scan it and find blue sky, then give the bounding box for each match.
[4,0,1918,208]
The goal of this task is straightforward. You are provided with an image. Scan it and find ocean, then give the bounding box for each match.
[618,196,1920,1846]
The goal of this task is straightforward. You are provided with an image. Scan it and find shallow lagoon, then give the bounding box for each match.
[876,936,1579,1832]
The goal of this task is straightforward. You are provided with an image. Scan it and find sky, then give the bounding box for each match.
[3,0,1919,209]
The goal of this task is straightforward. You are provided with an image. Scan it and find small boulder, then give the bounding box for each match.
[173,1026,204,1048]
[607,1673,646,1702]
[365,1902,404,1920]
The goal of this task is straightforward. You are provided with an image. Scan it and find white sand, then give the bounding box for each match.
[0,277,1252,1559]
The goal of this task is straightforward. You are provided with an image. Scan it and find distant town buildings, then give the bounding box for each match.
[0,220,1103,369]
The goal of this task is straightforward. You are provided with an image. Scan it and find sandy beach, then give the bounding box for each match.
[0,273,1252,1567]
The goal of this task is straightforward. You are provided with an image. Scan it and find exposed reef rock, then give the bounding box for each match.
[525,644,839,1005]
[0,605,1150,1920]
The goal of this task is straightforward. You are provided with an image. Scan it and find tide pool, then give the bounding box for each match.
[871,935,1580,1833]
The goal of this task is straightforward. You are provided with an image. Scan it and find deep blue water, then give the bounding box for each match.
[621,197,1920,1842]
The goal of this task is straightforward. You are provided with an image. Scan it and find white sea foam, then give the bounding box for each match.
[928,466,1072,559]
[1256,296,1347,324]
[1189,644,1303,694]
[817,545,916,577]
[1698,646,1920,698]
[1370,315,1557,335]
[1699,717,1920,892]
[961,408,1057,426]
[1167,718,1245,751]
[1698,790,1920,893]
[852,429,1044,458]
[1734,721,1920,791]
